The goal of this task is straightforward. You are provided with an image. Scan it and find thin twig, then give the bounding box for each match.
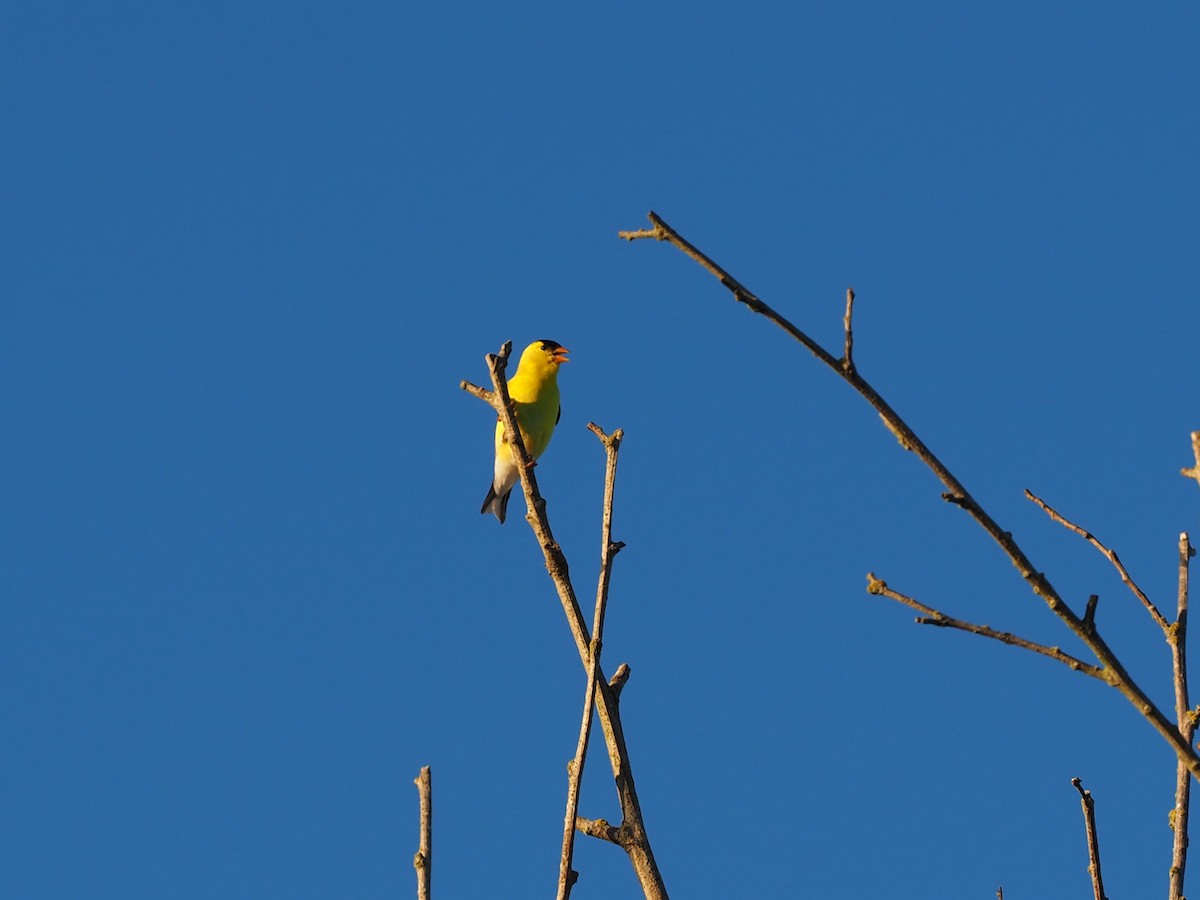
[842,288,856,375]
[866,575,1104,678]
[620,210,1200,783]
[556,425,625,900]
[558,641,597,900]
[1025,489,1168,630]
[413,766,431,900]
[1072,778,1108,900]
[588,423,626,646]
[1170,532,1196,900]
[463,349,667,899]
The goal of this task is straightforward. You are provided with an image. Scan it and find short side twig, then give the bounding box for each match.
[1072,778,1108,900]
[1170,532,1197,900]
[842,288,856,375]
[609,662,631,697]
[413,766,431,900]
[576,816,623,844]
[1025,490,1168,630]
[866,575,1104,678]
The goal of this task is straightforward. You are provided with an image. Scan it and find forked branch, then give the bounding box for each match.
[462,349,666,899]
[1023,492,1199,895]
[619,211,1200,783]
[1025,490,1167,629]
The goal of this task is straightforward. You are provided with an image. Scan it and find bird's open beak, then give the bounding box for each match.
[552,347,570,364]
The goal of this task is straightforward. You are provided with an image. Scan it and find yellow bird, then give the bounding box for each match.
[481,339,570,523]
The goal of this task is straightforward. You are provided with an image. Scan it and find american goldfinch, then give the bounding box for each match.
[481,339,570,523]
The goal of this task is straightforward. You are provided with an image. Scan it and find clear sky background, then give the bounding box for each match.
[4,3,1198,897]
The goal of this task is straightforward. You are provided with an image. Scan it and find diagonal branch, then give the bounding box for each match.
[462,348,667,899]
[1025,489,1168,630]
[619,214,840,369]
[866,575,1105,678]
[620,210,1200,783]
[1023,487,1197,895]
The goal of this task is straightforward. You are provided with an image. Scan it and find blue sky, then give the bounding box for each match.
[4,2,1198,897]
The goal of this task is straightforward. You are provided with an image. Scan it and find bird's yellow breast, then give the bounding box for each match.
[493,340,563,464]
[494,387,559,462]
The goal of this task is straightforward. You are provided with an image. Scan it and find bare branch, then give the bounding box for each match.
[1072,778,1108,900]
[458,380,493,405]
[588,423,625,645]
[842,288,856,375]
[620,213,840,368]
[557,425,626,900]
[1025,489,1168,630]
[462,350,667,899]
[1170,532,1196,900]
[576,816,623,844]
[866,575,1105,678]
[621,211,1200,782]
[617,226,662,241]
[413,766,431,900]
[558,641,598,900]
[609,662,631,697]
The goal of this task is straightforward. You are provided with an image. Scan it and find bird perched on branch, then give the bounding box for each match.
[481,339,569,523]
